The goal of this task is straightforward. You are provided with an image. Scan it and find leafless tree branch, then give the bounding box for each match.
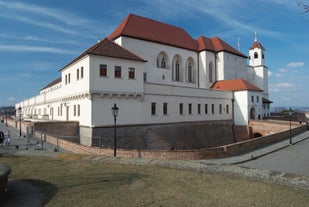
[297,1,309,13]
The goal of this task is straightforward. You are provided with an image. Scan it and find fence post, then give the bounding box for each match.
[99,137,102,156]
[40,132,44,150]
[56,136,59,151]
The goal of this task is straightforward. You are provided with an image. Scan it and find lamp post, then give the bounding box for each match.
[17,106,22,136]
[111,103,119,157]
[289,108,293,145]
[5,111,8,127]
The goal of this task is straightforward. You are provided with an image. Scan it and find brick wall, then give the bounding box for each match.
[249,120,301,136]
[88,120,235,150]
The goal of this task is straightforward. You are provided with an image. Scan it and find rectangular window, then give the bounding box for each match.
[205,104,208,114]
[143,73,147,82]
[151,102,156,115]
[115,66,121,78]
[257,96,259,103]
[251,96,254,102]
[100,64,107,77]
[68,73,71,83]
[179,103,183,115]
[77,69,79,80]
[188,103,192,115]
[65,74,67,84]
[211,104,215,114]
[226,105,229,114]
[129,67,135,79]
[219,104,222,114]
[198,104,201,114]
[77,104,80,116]
[73,105,76,116]
[163,103,168,115]
[81,67,84,78]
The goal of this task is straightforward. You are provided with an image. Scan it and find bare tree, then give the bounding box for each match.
[297,1,309,12]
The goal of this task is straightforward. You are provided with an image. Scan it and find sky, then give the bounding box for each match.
[0,0,308,108]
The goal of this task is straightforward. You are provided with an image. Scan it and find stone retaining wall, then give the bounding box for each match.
[34,123,307,160]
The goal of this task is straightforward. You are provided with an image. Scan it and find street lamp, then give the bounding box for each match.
[5,110,8,127]
[289,108,293,145]
[111,103,119,157]
[18,106,22,136]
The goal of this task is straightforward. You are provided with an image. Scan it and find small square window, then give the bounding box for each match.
[100,64,107,77]
[163,103,168,115]
[129,67,135,79]
[76,69,79,80]
[115,66,121,78]
[188,103,192,114]
[179,103,183,115]
[151,102,156,115]
[81,67,84,78]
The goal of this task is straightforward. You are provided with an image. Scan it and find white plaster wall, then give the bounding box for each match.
[60,56,90,97]
[233,91,249,125]
[115,37,199,88]
[89,56,144,94]
[249,47,265,66]
[199,51,216,89]
[217,52,247,81]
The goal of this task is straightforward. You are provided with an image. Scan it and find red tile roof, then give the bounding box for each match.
[41,77,61,91]
[250,41,265,50]
[197,36,247,58]
[109,14,247,57]
[211,78,263,92]
[109,14,199,51]
[61,38,146,70]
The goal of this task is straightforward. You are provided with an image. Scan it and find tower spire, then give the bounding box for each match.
[254,31,257,42]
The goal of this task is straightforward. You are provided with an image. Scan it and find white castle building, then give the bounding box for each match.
[16,14,271,148]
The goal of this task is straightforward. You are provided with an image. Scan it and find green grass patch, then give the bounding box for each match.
[1,154,309,207]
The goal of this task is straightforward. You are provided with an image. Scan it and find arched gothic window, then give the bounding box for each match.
[188,62,193,83]
[161,57,166,68]
[254,52,258,59]
[172,55,182,82]
[157,51,168,69]
[175,60,180,81]
[209,62,214,83]
[186,57,195,83]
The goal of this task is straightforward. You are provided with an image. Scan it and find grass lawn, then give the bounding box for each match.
[1,154,309,207]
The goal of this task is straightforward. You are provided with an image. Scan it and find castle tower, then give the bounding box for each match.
[248,34,268,95]
[249,34,265,66]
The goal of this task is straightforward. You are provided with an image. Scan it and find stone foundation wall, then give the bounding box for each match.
[34,124,307,160]
[32,121,79,137]
[85,120,235,150]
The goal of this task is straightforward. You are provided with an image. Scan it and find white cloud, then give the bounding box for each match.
[144,0,282,38]
[268,71,273,77]
[269,82,297,92]
[0,44,77,54]
[275,73,283,78]
[0,1,99,39]
[7,97,15,102]
[286,62,304,68]
[278,68,288,73]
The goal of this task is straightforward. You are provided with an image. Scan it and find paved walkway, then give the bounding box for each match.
[0,122,68,157]
[202,130,309,165]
